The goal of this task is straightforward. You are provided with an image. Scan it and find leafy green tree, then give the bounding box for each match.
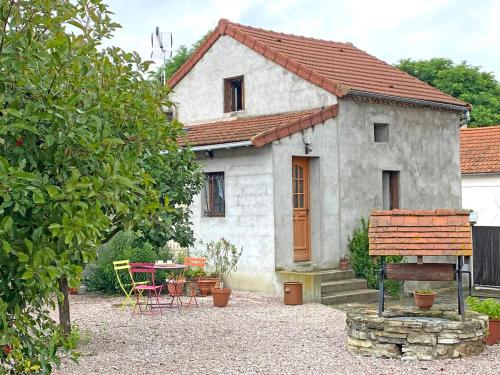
[0,0,200,372]
[396,58,500,126]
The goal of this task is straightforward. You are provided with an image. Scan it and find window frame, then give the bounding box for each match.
[223,75,244,113]
[374,123,389,143]
[382,170,400,210]
[203,172,225,217]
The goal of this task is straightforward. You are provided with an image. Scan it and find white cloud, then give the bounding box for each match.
[101,0,499,78]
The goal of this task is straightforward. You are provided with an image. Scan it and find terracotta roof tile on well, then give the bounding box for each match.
[368,209,472,257]
[180,105,339,147]
[460,125,500,174]
[168,19,469,109]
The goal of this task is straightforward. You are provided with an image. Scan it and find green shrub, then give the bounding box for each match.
[466,297,500,319]
[348,218,404,296]
[84,231,172,293]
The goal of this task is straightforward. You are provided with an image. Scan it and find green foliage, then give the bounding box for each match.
[348,219,404,296]
[466,297,500,319]
[153,30,212,83]
[396,58,500,126]
[201,238,243,286]
[0,0,201,372]
[84,231,172,293]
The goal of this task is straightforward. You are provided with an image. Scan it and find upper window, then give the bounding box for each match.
[374,123,389,142]
[382,171,400,210]
[203,172,225,217]
[224,76,244,113]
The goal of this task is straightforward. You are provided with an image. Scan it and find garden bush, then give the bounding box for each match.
[348,218,404,296]
[84,231,172,293]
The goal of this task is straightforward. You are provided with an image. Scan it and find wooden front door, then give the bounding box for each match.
[292,157,311,262]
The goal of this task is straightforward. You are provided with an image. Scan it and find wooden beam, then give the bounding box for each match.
[385,263,455,281]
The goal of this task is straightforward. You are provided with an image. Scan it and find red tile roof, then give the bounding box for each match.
[368,209,472,257]
[460,125,500,174]
[181,105,338,147]
[168,19,468,110]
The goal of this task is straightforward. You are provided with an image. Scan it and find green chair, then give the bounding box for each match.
[113,260,149,309]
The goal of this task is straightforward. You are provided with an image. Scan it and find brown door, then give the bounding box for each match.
[292,157,311,262]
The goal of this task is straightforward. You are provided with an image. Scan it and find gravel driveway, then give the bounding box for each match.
[54,292,500,375]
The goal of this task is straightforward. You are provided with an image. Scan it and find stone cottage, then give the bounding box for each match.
[168,19,470,302]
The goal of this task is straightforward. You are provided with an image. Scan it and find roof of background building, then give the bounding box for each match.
[168,19,468,110]
[460,125,500,174]
[180,105,338,148]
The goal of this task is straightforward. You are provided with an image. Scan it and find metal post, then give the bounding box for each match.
[457,256,465,321]
[378,256,385,316]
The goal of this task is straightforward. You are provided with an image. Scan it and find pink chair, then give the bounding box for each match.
[130,263,163,315]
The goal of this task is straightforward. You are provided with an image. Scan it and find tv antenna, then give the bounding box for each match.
[151,26,173,84]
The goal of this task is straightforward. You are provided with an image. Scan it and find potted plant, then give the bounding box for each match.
[198,272,220,296]
[202,238,243,307]
[339,255,349,270]
[466,297,500,345]
[413,288,436,309]
[167,277,186,297]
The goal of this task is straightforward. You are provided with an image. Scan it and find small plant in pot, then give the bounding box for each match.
[202,238,242,307]
[466,296,500,345]
[413,288,436,309]
[339,255,349,270]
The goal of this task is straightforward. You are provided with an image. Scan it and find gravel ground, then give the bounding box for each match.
[53,292,500,375]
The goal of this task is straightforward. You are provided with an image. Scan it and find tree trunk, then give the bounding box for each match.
[58,276,71,335]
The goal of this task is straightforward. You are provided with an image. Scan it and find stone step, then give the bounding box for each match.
[322,289,379,305]
[319,269,356,282]
[321,278,368,294]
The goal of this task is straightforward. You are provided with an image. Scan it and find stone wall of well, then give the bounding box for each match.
[346,305,488,360]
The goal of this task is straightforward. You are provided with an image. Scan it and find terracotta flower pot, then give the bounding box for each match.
[69,287,78,295]
[339,260,349,270]
[413,292,436,309]
[167,279,186,297]
[198,278,219,296]
[486,319,500,345]
[212,287,231,307]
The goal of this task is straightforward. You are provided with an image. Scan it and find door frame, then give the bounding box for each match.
[292,156,311,262]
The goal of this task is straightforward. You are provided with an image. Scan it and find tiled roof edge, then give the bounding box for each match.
[167,19,349,97]
[167,27,222,89]
[370,209,472,216]
[251,104,339,147]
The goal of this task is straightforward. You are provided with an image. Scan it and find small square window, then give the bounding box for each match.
[203,172,225,217]
[374,123,389,142]
[224,76,244,113]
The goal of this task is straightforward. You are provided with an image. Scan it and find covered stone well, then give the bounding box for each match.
[346,305,488,360]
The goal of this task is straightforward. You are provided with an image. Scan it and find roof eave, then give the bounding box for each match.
[345,90,470,112]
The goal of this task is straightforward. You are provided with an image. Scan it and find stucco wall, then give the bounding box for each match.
[336,100,462,252]
[189,146,279,294]
[462,174,500,226]
[170,35,337,124]
[271,118,341,271]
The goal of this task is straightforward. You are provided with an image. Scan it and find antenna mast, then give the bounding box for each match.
[151,26,173,84]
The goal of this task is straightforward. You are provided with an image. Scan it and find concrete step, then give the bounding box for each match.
[319,269,355,282]
[322,289,379,305]
[321,278,368,294]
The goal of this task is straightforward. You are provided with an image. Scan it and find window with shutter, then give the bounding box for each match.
[223,76,244,113]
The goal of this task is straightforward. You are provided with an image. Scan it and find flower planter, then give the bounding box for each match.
[198,278,219,296]
[69,287,78,295]
[167,279,186,297]
[486,319,500,345]
[212,287,231,307]
[339,260,349,270]
[413,292,436,309]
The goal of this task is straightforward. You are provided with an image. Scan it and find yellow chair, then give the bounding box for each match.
[113,260,149,309]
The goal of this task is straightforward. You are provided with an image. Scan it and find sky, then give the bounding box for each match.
[103,0,500,79]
